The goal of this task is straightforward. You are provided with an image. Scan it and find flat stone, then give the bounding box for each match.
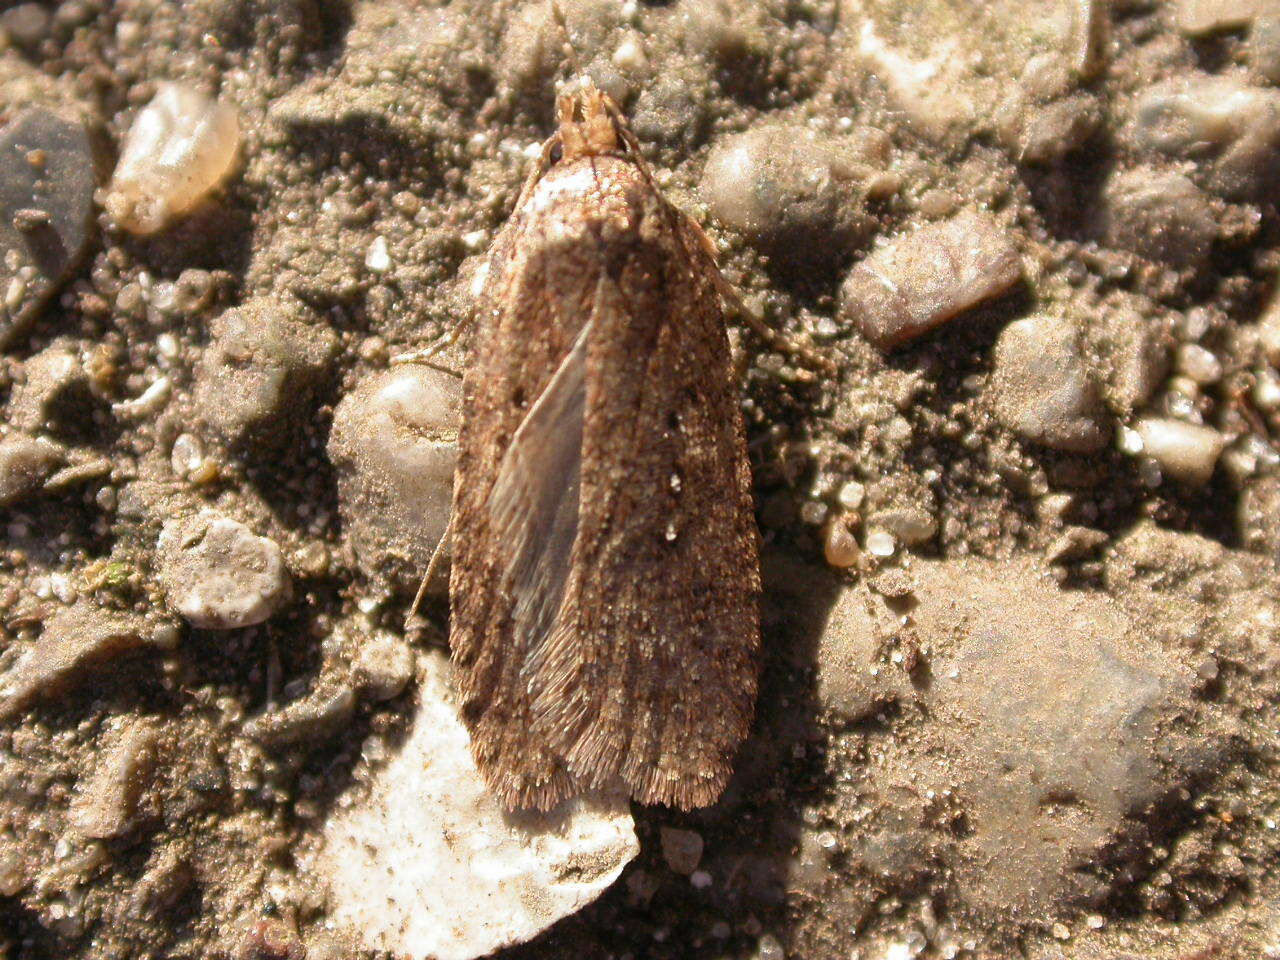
[1126,75,1280,201]
[840,211,1023,350]
[69,718,158,839]
[313,651,637,960]
[0,109,96,348]
[0,606,152,721]
[0,434,65,507]
[157,511,292,629]
[700,123,875,261]
[1100,167,1219,270]
[913,558,1207,919]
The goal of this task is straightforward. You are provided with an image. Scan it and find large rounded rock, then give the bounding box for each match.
[328,365,461,595]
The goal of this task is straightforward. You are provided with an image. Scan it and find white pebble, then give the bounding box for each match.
[103,83,241,235]
[837,480,866,510]
[1176,344,1222,384]
[111,376,171,420]
[366,236,391,272]
[611,37,647,72]
[1134,417,1225,486]
[865,530,897,557]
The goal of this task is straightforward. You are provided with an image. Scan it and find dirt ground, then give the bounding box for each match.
[1,0,1279,958]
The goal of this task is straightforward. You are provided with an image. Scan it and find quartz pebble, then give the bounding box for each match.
[314,650,637,960]
[329,365,462,596]
[102,83,241,235]
[840,211,1023,350]
[991,315,1108,452]
[157,511,292,629]
[0,109,96,348]
[1133,417,1225,486]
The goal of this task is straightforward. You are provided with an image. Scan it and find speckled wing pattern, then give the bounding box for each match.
[449,128,760,811]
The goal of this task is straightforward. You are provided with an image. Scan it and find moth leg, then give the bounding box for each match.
[404,513,453,631]
[686,219,838,378]
[389,351,464,379]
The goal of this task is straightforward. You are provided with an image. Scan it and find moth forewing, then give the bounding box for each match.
[449,79,761,811]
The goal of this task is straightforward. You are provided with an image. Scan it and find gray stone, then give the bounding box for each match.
[915,558,1206,919]
[0,109,96,348]
[659,827,704,875]
[328,365,461,596]
[354,632,415,701]
[193,299,337,451]
[1173,0,1266,34]
[1239,476,1280,557]
[840,211,1023,350]
[243,683,355,747]
[1249,13,1280,84]
[991,315,1109,452]
[7,345,91,433]
[700,123,873,259]
[1100,167,1219,270]
[0,433,65,506]
[1093,307,1171,418]
[814,586,907,723]
[1126,76,1280,201]
[157,510,292,629]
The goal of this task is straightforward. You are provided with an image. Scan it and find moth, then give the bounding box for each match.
[450,79,762,811]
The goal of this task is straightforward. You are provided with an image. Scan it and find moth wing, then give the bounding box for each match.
[487,321,589,679]
[526,219,762,809]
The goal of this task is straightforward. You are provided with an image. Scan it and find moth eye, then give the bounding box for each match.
[549,142,564,164]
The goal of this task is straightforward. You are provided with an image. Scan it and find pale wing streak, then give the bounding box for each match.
[486,318,592,683]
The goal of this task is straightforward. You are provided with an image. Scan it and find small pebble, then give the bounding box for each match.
[102,82,241,234]
[1133,417,1225,486]
[659,827,704,875]
[991,314,1108,452]
[365,236,391,272]
[840,211,1023,350]
[157,511,293,629]
[865,530,897,557]
[1175,343,1222,385]
[700,123,874,262]
[837,481,866,510]
[329,366,461,595]
[355,633,415,701]
[824,518,861,569]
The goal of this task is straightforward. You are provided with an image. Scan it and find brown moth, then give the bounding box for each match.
[450,79,761,811]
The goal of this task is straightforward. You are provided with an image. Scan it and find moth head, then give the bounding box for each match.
[554,77,628,161]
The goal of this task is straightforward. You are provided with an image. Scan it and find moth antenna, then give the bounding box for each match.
[548,0,583,81]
